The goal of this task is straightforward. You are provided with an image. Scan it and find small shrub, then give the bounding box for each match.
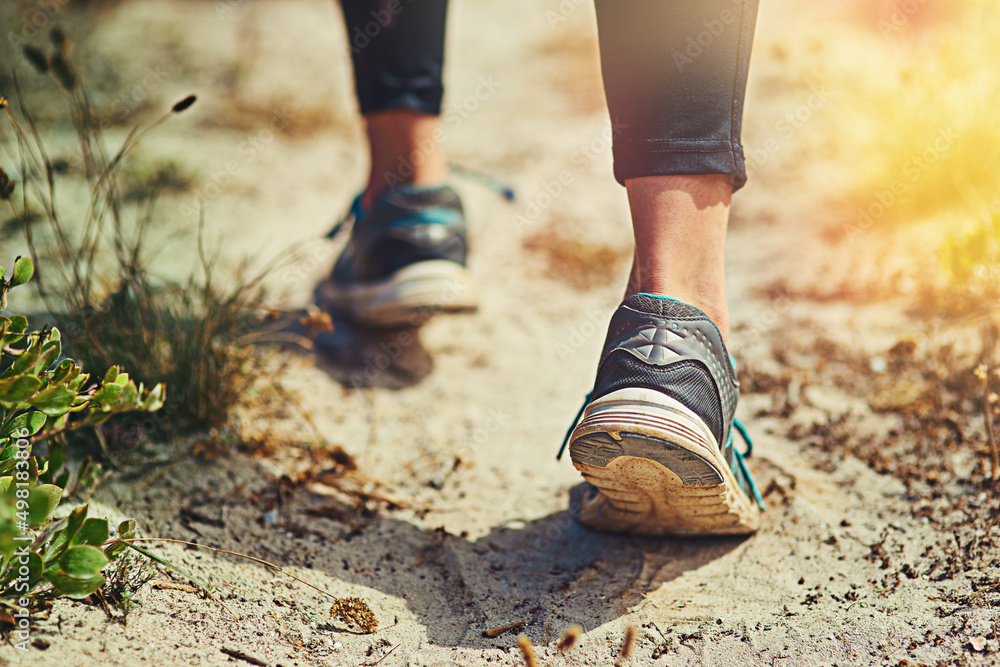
[0,257,162,608]
[2,34,283,436]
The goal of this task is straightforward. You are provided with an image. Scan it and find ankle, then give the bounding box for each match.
[364,111,449,209]
[630,284,730,341]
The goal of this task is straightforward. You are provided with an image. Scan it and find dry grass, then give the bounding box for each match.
[1,36,292,438]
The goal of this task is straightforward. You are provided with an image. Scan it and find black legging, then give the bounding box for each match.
[339,0,759,191]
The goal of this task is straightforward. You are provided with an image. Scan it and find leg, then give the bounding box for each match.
[363,111,449,210]
[339,0,451,209]
[625,174,732,340]
[324,1,476,327]
[565,0,762,536]
[598,0,760,341]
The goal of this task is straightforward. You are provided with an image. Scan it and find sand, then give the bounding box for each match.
[1,0,998,665]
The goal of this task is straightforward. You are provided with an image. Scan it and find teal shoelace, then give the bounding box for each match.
[557,394,766,512]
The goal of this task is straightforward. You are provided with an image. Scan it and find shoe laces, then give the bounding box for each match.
[325,193,365,240]
[557,393,766,512]
[729,418,766,511]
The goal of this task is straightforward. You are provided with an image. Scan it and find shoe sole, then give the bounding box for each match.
[318,260,479,328]
[568,387,761,536]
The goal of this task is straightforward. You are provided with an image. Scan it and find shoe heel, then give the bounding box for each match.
[568,388,760,536]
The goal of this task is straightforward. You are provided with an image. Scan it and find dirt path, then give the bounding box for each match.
[3,0,998,665]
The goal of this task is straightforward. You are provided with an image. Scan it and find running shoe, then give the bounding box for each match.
[319,184,478,327]
[562,293,764,536]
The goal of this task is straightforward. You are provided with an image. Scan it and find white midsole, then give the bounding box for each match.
[319,260,478,326]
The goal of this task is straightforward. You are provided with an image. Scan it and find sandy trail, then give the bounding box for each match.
[2,0,998,665]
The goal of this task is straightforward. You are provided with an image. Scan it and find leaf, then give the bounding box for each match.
[0,476,11,495]
[90,383,123,407]
[31,340,61,374]
[0,376,43,407]
[27,484,62,525]
[46,504,87,555]
[27,385,76,415]
[140,383,165,412]
[47,572,105,599]
[9,257,33,287]
[2,411,46,438]
[47,441,65,480]
[7,315,27,334]
[67,378,88,396]
[105,519,136,558]
[70,518,109,548]
[42,412,69,434]
[48,359,79,386]
[10,342,40,376]
[59,545,109,578]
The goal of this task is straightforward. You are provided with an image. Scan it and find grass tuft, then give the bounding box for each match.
[1,41,289,439]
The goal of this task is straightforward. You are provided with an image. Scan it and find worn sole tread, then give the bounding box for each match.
[569,388,760,536]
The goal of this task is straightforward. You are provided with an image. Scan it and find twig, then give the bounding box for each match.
[483,621,526,638]
[517,635,538,667]
[108,537,345,604]
[220,647,270,667]
[151,580,200,594]
[362,643,400,666]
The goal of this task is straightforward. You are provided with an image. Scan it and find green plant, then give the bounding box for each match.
[1,34,284,435]
[0,257,163,604]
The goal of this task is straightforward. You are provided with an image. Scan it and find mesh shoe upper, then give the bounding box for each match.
[331,184,468,284]
[590,294,760,497]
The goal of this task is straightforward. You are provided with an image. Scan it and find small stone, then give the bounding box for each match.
[333,642,343,651]
[969,636,987,652]
[869,356,887,373]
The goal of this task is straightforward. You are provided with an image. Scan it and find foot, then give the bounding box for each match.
[319,184,478,327]
[566,293,763,536]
